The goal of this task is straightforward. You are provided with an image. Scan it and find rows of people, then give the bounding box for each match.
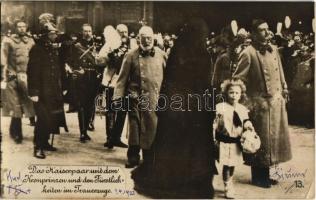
[1,13,314,199]
[0,14,177,159]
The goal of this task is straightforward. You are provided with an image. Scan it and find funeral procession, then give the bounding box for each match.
[0,1,315,199]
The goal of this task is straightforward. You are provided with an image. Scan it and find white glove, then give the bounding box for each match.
[65,63,73,73]
[1,82,7,89]
[30,96,39,102]
[244,121,254,131]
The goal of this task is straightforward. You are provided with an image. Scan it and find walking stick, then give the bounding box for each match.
[51,134,55,147]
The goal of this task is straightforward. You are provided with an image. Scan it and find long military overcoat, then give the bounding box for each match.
[113,47,166,149]
[1,34,35,118]
[233,44,292,167]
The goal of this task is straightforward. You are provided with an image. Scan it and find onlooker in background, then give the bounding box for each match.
[1,20,36,144]
[211,36,231,91]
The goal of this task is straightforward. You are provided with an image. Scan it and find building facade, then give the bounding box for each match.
[1,1,153,35]
[1,1,314,36]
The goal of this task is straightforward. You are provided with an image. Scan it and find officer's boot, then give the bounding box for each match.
[34,146,46,159]
[10,117,23,144]
[126,146,140,168]
[29,117,36,126]
[88,109,95,131]
[78,108,91,143]
[80,130,91,143]
[251,166,271,188]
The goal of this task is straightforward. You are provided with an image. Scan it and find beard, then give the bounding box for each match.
[121,36,128,44]
[83,35,93,41]
[253,34,268,44]
[140,42,154,51]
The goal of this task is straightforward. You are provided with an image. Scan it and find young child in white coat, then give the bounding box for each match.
[214,78,254,199]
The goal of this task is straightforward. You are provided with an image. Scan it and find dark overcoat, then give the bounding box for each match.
[27,39,67,134]
[211,50,233,90]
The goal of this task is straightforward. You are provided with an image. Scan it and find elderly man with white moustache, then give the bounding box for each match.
[113,26,167,168]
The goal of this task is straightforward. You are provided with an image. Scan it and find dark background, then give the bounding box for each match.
[154,1,314,34]
[1,1,314,35]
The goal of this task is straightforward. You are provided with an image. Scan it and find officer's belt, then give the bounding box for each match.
[83,68,96,71]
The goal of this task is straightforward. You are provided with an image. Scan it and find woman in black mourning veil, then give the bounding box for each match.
[131,17,217,199]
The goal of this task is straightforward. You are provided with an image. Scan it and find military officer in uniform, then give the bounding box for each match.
[102,24,130,149]
[27,18,67,159]
[1,20,36,144]
[233,19,292,188]
[66,24,104,143]
[113,26,167,168]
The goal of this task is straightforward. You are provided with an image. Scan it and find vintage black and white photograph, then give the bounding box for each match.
[0,1,315,199]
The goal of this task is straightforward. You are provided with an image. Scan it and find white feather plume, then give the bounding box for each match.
[285,16,291,29]
[98,25,122,58]
[231,20,238,36]
[276,22,283,34]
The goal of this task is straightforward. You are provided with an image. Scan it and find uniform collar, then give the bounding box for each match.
[252,41,273,55]
[79,37,94,47]
[11,34,30,44]
[139,47,155,57]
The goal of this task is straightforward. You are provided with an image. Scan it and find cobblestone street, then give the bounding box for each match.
[1,112,315,199]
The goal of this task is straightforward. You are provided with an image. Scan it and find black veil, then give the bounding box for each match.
[132,17,217,199]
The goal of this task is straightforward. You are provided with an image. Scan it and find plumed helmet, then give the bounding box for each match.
[38,13,54,25]
[241,130,261,154]
[38,13,58,34]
